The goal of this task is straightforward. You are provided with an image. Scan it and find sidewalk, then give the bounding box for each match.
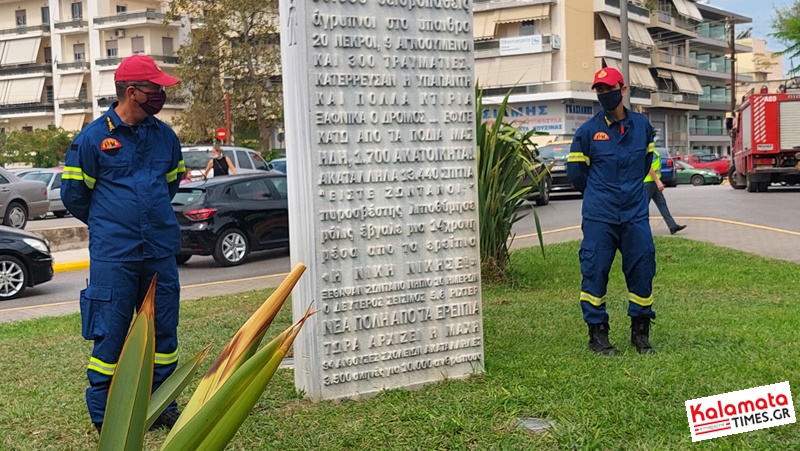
[52,247,89,273]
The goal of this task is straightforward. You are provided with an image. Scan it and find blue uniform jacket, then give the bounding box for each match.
[567,109,655,225]
[62,103,185,261]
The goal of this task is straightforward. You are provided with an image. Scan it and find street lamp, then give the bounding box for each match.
[222,75,234,145]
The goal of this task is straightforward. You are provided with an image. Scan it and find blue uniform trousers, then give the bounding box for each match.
[80,256,180,424]
[579,219,656,324]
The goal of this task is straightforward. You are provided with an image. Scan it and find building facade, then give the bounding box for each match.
[0,0,187,132]
[472,0,752,156]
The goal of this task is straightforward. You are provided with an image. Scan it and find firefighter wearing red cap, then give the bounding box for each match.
[62,55,185,432]
[566,67,657,355]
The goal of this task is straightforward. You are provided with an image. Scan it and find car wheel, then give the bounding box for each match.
[746,178,759,192]
[213,228,249,267]
[534,177,551,206]
[3,202,27,229]
[0,255,27,300]
[729,167,746,190]
[54,211,68,218]
[175,254,192,265]
[690,175,705,186]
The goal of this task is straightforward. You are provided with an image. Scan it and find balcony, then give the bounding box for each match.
[0,64,52,77]
[93,10,179,29]
[651,91,700,110]
[0,102,54,116]
[596,0,651,24]
[689,126,725,136]
[59,99,92,110]
[595,39,651,65]
[474,35,557,59]
[649,9,698,38]
[53,19,88,34]
[699,94,732,111]
[0,24,50,39]
[481,80,594,99]
[653,51,699,72]
[57,61,91,71]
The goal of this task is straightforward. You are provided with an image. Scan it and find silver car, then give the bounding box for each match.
[20,168,68,218]
[181,145,271,180]
[0,167,49,229]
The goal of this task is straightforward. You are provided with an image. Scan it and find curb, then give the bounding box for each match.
[53,260,89,273]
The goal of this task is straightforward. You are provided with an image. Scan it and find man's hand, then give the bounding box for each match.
[656,180,665,192]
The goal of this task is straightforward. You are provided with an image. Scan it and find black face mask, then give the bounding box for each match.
[135,88,167,116]
[597,89,623,111]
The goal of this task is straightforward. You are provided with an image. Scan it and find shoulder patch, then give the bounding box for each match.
[69,143,78,151]
[100,138,122,151]
[593,132,610,141]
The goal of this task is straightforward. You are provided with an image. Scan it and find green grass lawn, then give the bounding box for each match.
[1,238,799,450]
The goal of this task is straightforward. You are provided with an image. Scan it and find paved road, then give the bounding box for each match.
[2,183,798,322]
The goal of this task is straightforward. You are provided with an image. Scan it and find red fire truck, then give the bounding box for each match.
[727,91,800,192]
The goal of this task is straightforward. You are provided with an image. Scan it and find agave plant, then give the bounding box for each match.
[476,85,547,280]
[97,263,313,451]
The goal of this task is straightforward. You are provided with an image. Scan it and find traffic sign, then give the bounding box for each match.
[216,128,227,141]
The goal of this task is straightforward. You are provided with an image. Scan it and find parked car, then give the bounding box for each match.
[0,225,53,300]
[20,168,68,218]
[657,147,678,187]
[674,160,723,186]
[537,141,574,194]
[0,167,49,229]
[172,173,289,266]
[673,154,731,176]
[181,145,271,180]
[269,157,286,174]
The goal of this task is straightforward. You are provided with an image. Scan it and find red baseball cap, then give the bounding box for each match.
[591,67,624,90]
[115,55,180,87]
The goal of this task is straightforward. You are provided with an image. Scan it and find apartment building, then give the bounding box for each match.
[473,0,751,155]
[0,0,187,132]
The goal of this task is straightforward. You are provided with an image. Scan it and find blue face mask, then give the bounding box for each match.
[597,89,622,111]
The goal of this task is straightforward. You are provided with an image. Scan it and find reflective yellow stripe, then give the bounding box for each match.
[647,142,655,153]
[629,292,654,307]
[64,166,95,189]
[580,291,604,306]
[166,160,186,183]
[155,350,178,365]
[568,152,588,163]
[83,173,96,189]
[88,357,116,376]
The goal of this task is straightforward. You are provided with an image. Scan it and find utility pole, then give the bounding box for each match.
[620,0,631,108]
[727,16,736,113]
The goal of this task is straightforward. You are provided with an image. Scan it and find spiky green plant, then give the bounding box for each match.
[476,86,547,280]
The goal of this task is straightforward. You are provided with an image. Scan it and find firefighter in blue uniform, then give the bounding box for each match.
[62,55,185,432]
[567,67,657,355]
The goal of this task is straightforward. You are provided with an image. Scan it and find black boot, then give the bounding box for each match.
[587,323,619,355]
[150,409,181,431]
[631,317,655,354]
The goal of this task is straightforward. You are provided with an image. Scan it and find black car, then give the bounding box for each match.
[537,141,576,193]
[0,225,53,300]
[172,173,289,266]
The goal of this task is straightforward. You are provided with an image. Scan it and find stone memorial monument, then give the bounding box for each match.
[280,0,484,401]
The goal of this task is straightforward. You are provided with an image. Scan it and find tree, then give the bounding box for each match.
[0,126,74,167]
[772,2,800,74]
[168,0,283,151]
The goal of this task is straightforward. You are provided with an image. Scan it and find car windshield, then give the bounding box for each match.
[677,161,695,169]
[21,172,51,184]
[697,154,719,162]
[182,151,235,169]
[172,189,206,206]
[538,144,570,160]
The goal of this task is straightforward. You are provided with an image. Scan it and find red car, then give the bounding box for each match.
[673,154,730,176]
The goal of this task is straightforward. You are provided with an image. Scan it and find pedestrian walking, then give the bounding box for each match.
[203,145,236,178]
[566,67,658,355]
[61,54,185,433]
[645,149,687,235]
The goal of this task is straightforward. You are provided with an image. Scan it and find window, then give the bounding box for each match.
[520,20,535,36]
[41,6,49,24]
[232,179,272,201]
[131,36,144,54]
[251,153,269,170]
[0,174,8,184]
[73,43,85,61]
[162,37,174,56]
[236,151,253,169]
[71,2,82,19]
[22,126,33,132]
[271,177,287,199]
[46,86,54,103]
[53,173,62,189]
[16,10,26,26]
[116,5,127,13]
[44,46,52,63]
[106,40,118,57]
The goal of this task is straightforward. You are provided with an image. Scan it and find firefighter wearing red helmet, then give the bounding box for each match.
[566,67,658,355]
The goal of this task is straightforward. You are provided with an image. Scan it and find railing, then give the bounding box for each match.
[700,95,730,104]
[655,52,699,69]
[604,40,652,58]
[690,126,725,136]
[697,26,726,41]
[604,0,650,17]
[53,19,88,29]
[60,100,92,110]
[698,60,731,73]
[0,103,54,114]
[482,81,594,98]
[94,10,166,25]
[95,57,124,66]
[0,24,50,36]
[151,55,179,64]
[0,64,52,76]
[630,89,652,99]
[654,91,699,105]
[57,61,91,70]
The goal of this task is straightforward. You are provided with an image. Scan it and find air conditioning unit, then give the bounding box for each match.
[114,29,125,38]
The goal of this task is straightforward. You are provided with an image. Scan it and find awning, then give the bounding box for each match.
[672,0,703,22]
[3,38,41,65]
[58,74,85,100]
[60,114,85,131]
[599,14,653,48]
[472,13,494,41]
[475,53,552,87]
[0,80,9,103]
[496,4,550,24]
[656,69,673,79]
[672,72,704,94]
[97,71,117,97]
[631,63,658,90]
[6,78,45,104]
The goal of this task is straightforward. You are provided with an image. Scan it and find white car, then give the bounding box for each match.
[181,145,271,180]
